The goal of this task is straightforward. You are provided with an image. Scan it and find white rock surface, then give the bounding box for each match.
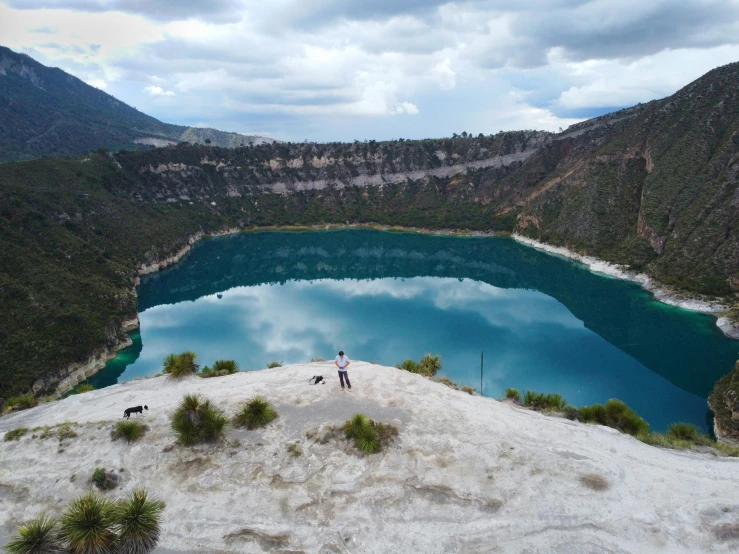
[1,362,738,553]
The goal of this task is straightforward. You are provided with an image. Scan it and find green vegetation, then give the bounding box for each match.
[4,427,27,441]
[395,353,441,377]
[4,394,38,413]
[112,488,164,554]
[6,489,162,554]
[267,361,282,368]
[286,442,303,457]
[56,423,78,442]
[201,359,239,378]
[522,391,567,411]
[72,383,95,394]
[708,360,739,444]
[170,394,228,446]
[504,388,521,402]
[577,399,650,436]
[343,413,399,454]
[163,351,200,378]
[112,420,148,443]
[461,386,475,395]
[58,493,117,552]
[666,422,702,442]
[4,514,62,554]
[234,396,278,430]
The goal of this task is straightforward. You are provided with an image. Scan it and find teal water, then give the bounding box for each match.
[88,230,739,432]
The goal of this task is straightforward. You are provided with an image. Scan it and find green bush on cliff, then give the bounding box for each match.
[201,359,239,378]
[576,399,649,436]
[4,394,38,413]
[171,394,228,446]
[163,351,200,378]
[504,388,521,402]
[4,513,62,554]
[395,354,441,377]
[234,396,278,430]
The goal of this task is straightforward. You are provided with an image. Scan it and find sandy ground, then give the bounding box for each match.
[1,362,738,553]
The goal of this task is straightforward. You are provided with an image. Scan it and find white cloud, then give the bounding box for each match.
[87,78,107,89]
[2,0,739,140]
[144,85,175,96]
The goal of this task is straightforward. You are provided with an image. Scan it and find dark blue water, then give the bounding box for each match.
[87,230,739,432]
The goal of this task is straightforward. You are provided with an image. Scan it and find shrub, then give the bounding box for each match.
[112,421,147,443]
[92,467,119,491]
[522,391,568,411]
[505,388,521,402]
[112,488,163,554]
[578,404,607,425]
[418,354,441,377]
[201,359,239,378]
[5,394,38,412]
[58,493,117,552]
[234,397,278,430]
[72,383,95,394]
[4,427,27,441]
[666,422,702,442]
[563,406,579,420]
[343,413,397,454]
[5,514,63,554]
[163,351,200,378]
[603,399,649,436]
[461,386,475,395]
[395,359,419,372]
[356,426,380,453]
[395,354,441,377]
[267,361,282,368]
[171,394,228,445]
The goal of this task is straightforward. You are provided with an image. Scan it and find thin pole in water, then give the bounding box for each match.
[480,351,484,396]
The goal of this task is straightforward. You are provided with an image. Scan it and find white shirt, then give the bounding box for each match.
[335,355,350,370]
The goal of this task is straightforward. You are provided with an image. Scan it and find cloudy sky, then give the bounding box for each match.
[2,0,739,142]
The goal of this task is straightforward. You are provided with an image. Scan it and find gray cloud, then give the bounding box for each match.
[7,0,244,22]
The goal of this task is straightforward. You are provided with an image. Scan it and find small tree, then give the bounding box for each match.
[204,138,211,144]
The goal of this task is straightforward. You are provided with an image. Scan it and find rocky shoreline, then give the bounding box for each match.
[512,234,739,340]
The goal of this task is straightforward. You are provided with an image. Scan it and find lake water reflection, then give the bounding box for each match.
[88,230,739,432]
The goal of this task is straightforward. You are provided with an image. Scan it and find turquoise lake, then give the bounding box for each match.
[88,230,739,432]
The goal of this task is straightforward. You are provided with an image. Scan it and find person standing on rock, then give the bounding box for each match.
[335,350,352,392]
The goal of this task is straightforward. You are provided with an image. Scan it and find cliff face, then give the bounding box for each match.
[709,360,739,444]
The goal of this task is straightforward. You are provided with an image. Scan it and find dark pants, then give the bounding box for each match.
[338,370,351,389]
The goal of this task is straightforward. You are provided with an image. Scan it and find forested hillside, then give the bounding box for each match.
[0,46,273,162]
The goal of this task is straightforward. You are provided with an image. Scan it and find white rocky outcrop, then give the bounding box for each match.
[1,362,738,553]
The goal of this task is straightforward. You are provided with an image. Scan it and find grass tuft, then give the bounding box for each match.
[234,397,278,430]
[267,361,282,368]
[4,427,28,442]
[286,442,303,457]
[5,514,63,554]
[112,421,148,443]
[666,422,702,442]
[170,394,228,446]
[342,413,398,454]
[72,383,95,394]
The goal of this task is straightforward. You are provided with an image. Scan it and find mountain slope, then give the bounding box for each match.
[0,46,273,162]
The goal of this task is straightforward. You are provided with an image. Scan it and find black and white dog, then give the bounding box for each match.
[123,405,148,419]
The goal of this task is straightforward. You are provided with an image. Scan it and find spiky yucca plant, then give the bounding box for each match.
[356,426,380,453]
[212,360,239,374]
[170,394,227,445]
[234,397,278,430]
[5,514,63,554]
[58,493,116,554]
[162,351,200,378]
[344,413,370,440]
[112,488,163,554]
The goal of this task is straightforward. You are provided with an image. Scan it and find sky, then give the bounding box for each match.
[1,0,739,142]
